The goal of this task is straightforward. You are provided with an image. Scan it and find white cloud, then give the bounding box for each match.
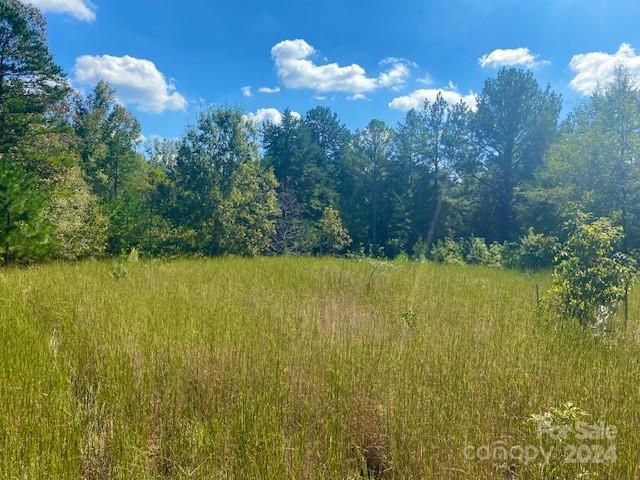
[569,43,640,95]
[26,0,96,22]
[271,39,413,94]
[74,55,187,113]
[241,86,253,97]
[389,88,477,112]
[258,86,281,94]
[417,74,433,86]
[378,57,414,90]
[244,108,301,126]
[347,93,367,101]
[479,48,545,69]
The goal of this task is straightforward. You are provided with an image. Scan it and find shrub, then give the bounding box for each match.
[430,237,464,265]
[111,262,128,279]
[483,242,503,268]
[394,251,410,263]
[499,241,520,269]
[465,236,492,265]
[411,237,426,260]
[548,216,636,327]
[518,227,559,270]
[315,207,352,255]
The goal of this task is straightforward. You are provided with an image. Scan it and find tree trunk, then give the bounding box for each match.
[426,194,443,255]
[372,183,379,248]
[499,157,515,242]
[425,161,440,254]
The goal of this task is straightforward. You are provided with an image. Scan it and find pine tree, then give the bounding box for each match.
[0,0,67,157]
[0,162,49,265]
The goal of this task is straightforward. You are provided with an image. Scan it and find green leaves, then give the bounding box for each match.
[0,162,50,265]
[218,161,281,256]
[0,0,68,157]
[470,68,562,241]
[316,206,352,255]
[549,215,636,327]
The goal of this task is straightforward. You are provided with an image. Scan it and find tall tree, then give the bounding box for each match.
[392,109,427,251]
[421,95,472,251]
[159,106,279,255]
[72,82,149,253]
[351,119,394,249]
[0,0,67,158]
[540,67,640,249]
[264,108,353,252]
[466,68,561,241]
[73,82,141,201]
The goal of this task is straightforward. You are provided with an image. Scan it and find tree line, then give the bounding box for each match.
[3,0,640,266]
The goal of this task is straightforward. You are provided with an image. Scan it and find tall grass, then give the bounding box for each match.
[0,257,639,478]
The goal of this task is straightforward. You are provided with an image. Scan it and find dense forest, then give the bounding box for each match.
[3,0,640,267]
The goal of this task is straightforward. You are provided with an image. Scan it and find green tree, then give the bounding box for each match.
[389,109,425,253]
[218,161,281,256]
[0,162,49,265]
[539,67,640,249]
[73,82,142,201]
[42,166,108,259]
[269,188,305,255]
[420,95,472,251]
[159,106,264,255]
[549,215,635,327]
[264,108,348,224]
[350,119,394,250]
[0,0,67,157]
[465,68,561,242]
[316,206,352,255]
[72,82,155,253]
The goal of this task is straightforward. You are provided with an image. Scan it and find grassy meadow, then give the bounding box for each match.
[1,257,639,479]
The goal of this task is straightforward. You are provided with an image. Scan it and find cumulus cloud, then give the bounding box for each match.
[74,55,187,113]
[569,43,640,95]
[26,0,96,22]
[479,48,545,69]
[258,86,281,94]
[347,93,367,101]
[389,88,477,112]
[378,57,413,90]
[244,108,301,126]
[241,86,253,97]
[271,39,413,94]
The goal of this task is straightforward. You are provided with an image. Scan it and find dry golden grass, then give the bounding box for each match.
[0,257,639,479]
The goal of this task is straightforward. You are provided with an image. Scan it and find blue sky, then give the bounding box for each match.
[32,0,640,140]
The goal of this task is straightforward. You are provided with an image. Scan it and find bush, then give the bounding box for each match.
[394,251,410,263]
[430,237,465,265]
[411,237,426,260]
[518,228,559,270]
[499,241,520,269]
[486,242,503,268]
[465,236,490,265]
[315,207,352,255]
[548,216,636,327]
[498,229,559,270]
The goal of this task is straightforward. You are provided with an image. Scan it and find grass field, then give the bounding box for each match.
[1,257,639,479]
